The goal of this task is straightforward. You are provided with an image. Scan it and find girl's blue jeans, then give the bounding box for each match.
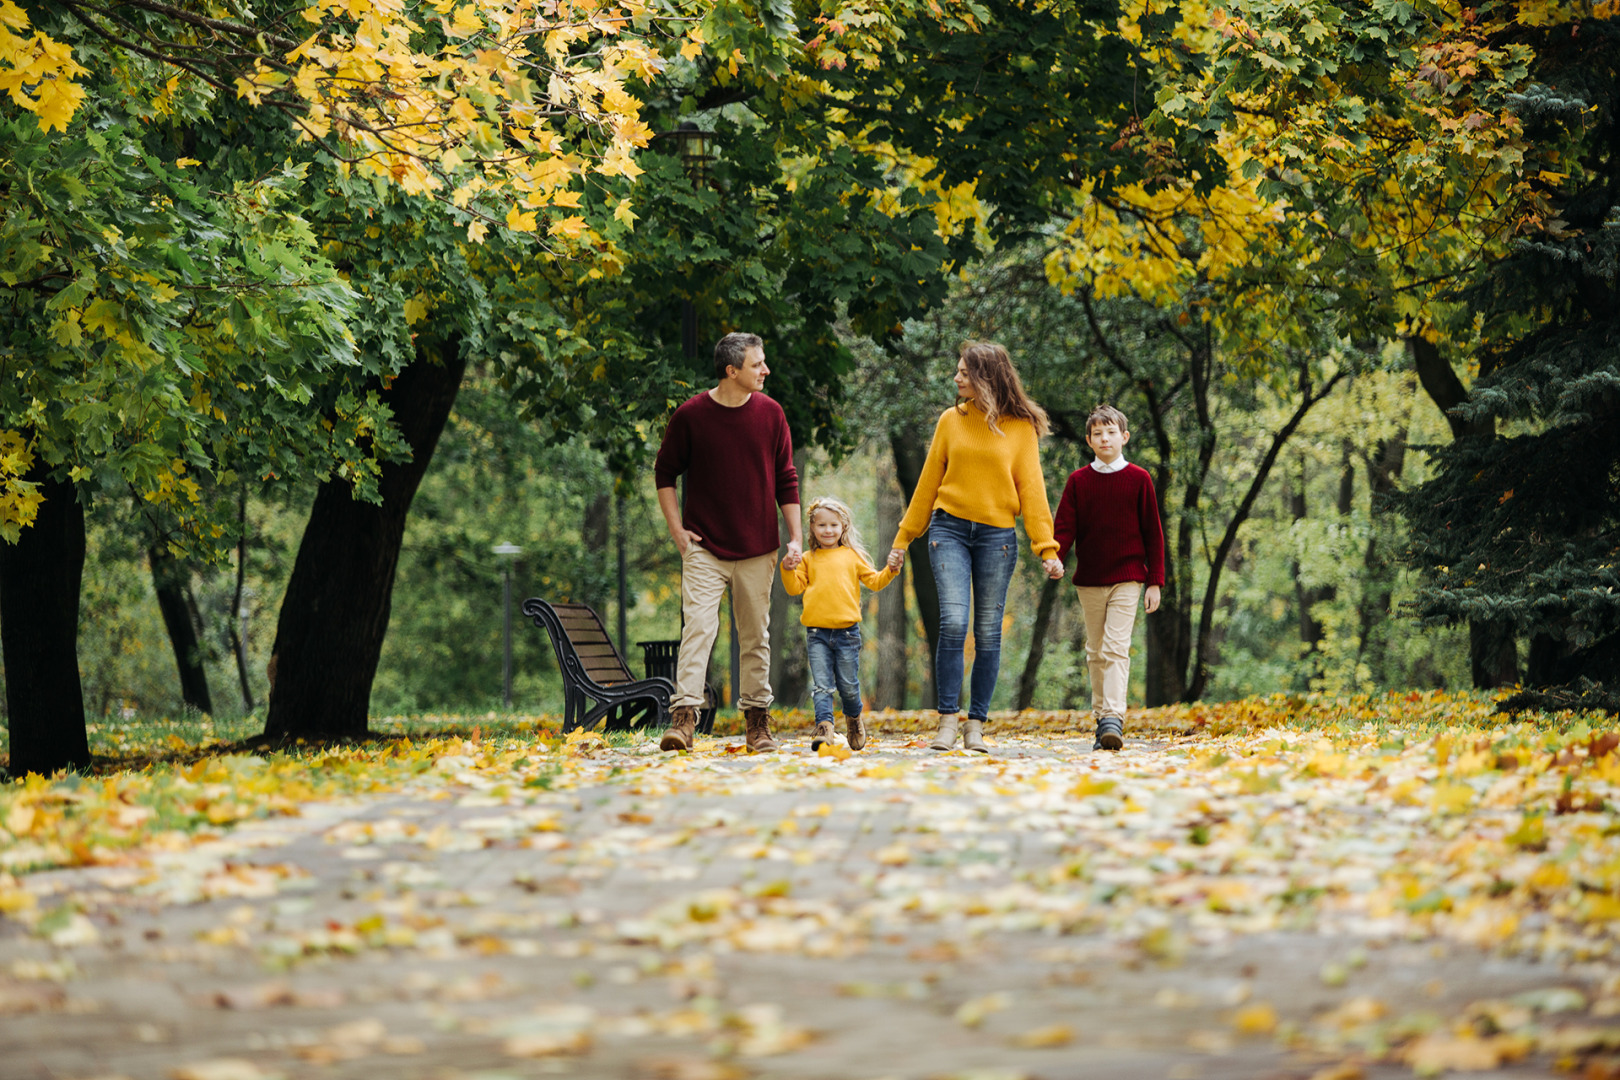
[806,625,863,725]
[927,509,1017,719]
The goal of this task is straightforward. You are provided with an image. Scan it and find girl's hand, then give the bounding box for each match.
[1042,557,1065,580]
[887,548,905,571]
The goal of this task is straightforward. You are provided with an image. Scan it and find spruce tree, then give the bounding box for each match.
[1403,20,1620,703]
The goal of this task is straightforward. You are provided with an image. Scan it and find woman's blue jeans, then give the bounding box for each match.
[806,625,863,725]
[927,510,1018,719]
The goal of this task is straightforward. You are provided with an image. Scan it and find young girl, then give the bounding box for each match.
[781,496,899,751]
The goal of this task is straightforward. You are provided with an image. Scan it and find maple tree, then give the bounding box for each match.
[0,0,692,774]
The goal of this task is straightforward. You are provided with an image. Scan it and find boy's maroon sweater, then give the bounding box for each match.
[654,391,800,561]
[1052,464,1166,587]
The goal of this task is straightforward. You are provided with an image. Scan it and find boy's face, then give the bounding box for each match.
[1087,421,1129,464]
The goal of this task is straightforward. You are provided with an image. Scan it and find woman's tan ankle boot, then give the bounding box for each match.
[963,718,988,754]
[929,714,960,751]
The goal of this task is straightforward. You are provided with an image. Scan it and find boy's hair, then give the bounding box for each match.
[714,332,764,380]
[958,341,1050,437]
[1087,404,1129,435]
[805,496,872,564]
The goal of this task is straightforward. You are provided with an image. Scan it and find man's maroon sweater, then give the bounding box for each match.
[654,391,800,561]
[1052,463,1166,587]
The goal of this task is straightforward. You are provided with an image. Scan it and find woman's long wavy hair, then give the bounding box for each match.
[957,342,1050,437]
[805,496,872,564]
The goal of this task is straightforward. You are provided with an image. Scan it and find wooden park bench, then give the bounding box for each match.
[522,599,717,735]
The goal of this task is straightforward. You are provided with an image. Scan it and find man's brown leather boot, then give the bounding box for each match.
[743,707,779,753]
[660,706,698,751]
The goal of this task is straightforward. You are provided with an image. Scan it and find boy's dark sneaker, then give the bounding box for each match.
[1093,715,1124,751]
[810,720,836,751]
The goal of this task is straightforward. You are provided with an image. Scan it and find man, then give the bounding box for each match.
[654,332,802,752]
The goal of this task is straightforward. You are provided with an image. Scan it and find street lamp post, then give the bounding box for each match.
[492,543,522,709]
[662,121,738,709]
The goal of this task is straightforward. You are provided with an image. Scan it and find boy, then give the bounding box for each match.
[1050,405,1165,751]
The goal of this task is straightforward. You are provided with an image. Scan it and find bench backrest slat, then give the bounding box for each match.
[544,602,633,684]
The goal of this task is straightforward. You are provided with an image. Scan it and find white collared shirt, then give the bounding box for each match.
[1090,455,1129,474]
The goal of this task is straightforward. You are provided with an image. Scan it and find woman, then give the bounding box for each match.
[889,342,1063,753]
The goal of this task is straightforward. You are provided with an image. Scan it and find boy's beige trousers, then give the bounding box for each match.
[674,546,777,710]
[1076,581,1142,718]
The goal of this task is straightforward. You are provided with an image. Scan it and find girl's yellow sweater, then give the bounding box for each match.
[780,545,899,628]
[891,404,1058,558]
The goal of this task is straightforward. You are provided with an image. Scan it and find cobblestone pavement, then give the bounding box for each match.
[1,727,1605,1080]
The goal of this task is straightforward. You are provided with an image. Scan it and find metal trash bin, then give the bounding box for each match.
[639,640,717,734]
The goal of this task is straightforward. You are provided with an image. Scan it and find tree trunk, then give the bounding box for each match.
[892,432,939,708]
[1289,464,1327,652]
[769,450,810,709]
[1471,621,1520,689]
[582,491,611,614]
[230,486,255,711]
[263,340,467,739]
[1142,451,1192,707]
[1185,368,1346,701]
[1410,337,1518,687]
[874,455,907,709]
[0,466,90,776]
[1015,577,1063,710]
[150,546,213,714]
[1357,395,1410,676]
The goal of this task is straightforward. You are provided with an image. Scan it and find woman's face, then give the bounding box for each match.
[954,359,973,400]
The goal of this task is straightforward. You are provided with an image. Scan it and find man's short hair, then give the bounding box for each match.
[1087,404,1129,434]
[714,332,764,380]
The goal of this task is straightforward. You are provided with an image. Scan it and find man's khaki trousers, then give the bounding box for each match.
[674,546,777,710]
[1076,581,1142,718]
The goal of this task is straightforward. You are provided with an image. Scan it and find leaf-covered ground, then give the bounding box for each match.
[4,692,1620,1079]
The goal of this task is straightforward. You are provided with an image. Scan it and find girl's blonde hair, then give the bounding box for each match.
[958,341,1050,437]
[805,496,872,564]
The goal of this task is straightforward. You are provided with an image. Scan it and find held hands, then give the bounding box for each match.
[783,540,803,570]
[1043,557,1065,580]
[887,548,905,572]
[1144,585,1162,613]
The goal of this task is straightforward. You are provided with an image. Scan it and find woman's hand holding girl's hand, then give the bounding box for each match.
[887,548,905,571]
[1043,557,1065,580]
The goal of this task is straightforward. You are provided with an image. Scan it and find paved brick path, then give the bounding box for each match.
[1,732,1596,1079]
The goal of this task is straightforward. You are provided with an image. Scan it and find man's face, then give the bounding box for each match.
[728,346,769,392]
[1087,421,1129,463]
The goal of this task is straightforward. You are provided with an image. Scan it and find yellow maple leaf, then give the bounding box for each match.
[504,205,538,232]
[32,76,85,133]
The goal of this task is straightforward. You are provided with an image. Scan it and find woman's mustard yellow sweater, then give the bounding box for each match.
[780,545,899,628]
[891,403,1058,558]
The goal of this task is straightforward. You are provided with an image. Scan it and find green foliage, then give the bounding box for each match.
[0,33,400,554]
[1402,18,1620,681]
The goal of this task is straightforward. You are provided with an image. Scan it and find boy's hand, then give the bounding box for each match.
[1144,585,1161,613]
[1043,557,1065,580]
[887,548,905,571]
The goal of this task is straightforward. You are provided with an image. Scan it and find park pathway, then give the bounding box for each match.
[4,705,1618,1080]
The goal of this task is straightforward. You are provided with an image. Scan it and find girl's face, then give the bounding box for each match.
[954,358,973,400]
[810,508,844,549]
